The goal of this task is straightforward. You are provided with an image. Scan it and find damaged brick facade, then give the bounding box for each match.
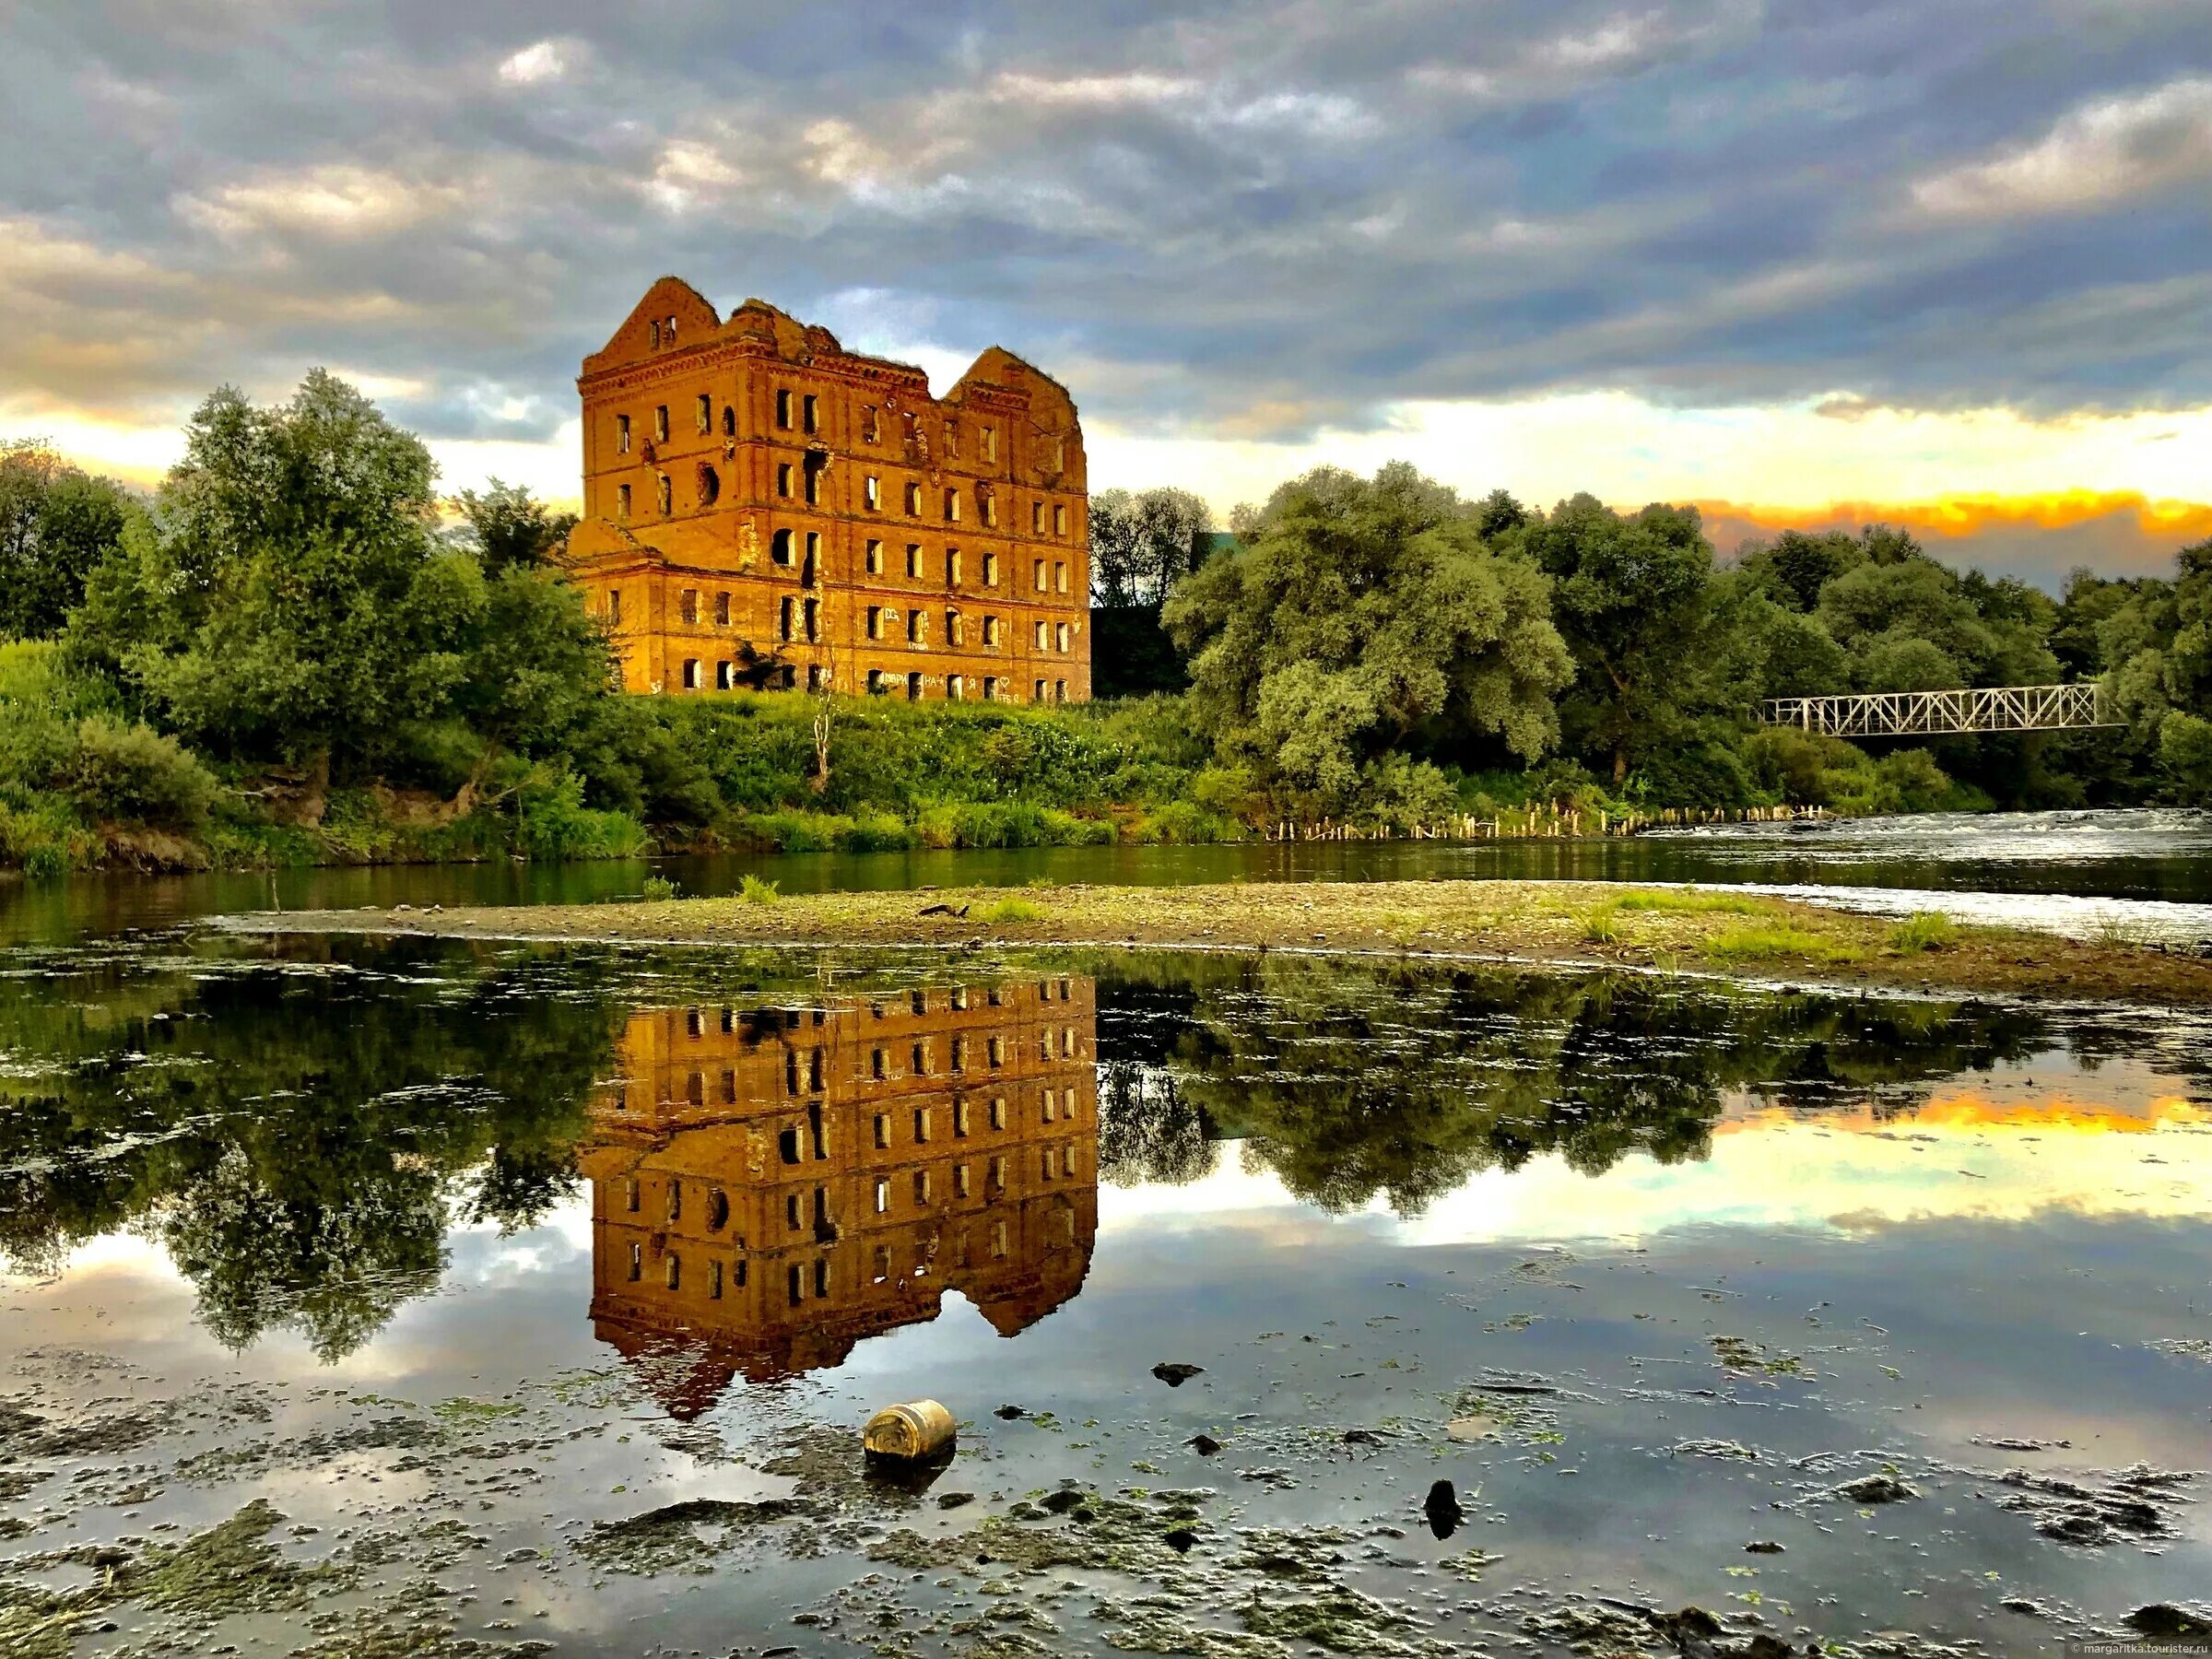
[563,276,1092,701]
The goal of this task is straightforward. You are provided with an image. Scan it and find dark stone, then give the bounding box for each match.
[993,1404,1027,1419]
[1343,1429,1383,1448]
[1187,1433,1222,1456]
[1164,1526,1200,1552]
[1834,1474,1918,1503]
[1039,1487,1086,1514]
[1424,1478,1465,1540]
[935,1491,974,1510]
[1744,1541,1784,1554]
[2127,1605,2212,1641]
[1152,1362,1204,1386]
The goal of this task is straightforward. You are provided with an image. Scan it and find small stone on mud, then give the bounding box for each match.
[2126,1604,2212,1641]
[993,1404,1027,1419]
[1425,1478,1465,1539]
[936,1491,974,1510]
[1039,1488,1086,1514]
[1164,1526,1200,1552]
[1835,1474,1919,1503]
[1343,1429,1383,1448]
[1187,1433,1222,1455]
[1744,1540,1784,1553]
[1152,1362,1204,1386]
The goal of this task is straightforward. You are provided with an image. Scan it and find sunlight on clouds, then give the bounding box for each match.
[498,40,576,86]
[1087,391,2212,524]
[176,164,465,242]
[1914,75,2212,219]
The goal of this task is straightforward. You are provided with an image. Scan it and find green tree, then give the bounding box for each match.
[453,478,577,571]
[71,373,617,806]
[1163,464,1571,819]
[0,441,140,640]
[1515,495,1723,783]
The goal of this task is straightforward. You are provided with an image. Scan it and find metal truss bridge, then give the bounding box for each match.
[1761,683,2112,738]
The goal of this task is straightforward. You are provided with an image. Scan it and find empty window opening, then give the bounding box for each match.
[913,1106,931,1143]
[709,1259,724,1300]
[1053,502,1068,535]
[983,675,999,701]
[905,543,923,578]
[695,394,711,434]
[874,1177,889,1214]
[866,669,886,695]
[804,596,819,641]
[1034,558,1048,591]
[865,538,885,575]
[906,671,923,700]
[654,405,670,442]
[862,405,880,443]
[714,591,731,626]
[707,1189,729,1230]
[696,463,719,507]
[1054,561,1069,594]
[955,1162,971,1196]
[982,551,999,587]
[772,528,794,565]
[803,452,825,504]
[616,484,630,521]
[904,480,922,515]
[777,463,793,499]
[626,1177,641,1213]
[865,475,880,512]
[665,1253,681,1290]
[681,657,701,689]
[617,414,631,453]
[679,588,699,624]
[656,474,672,515]
[722,405,735,437]
[716,659,735,690]
[629,1241,642,1281]
[778,1125,801,1165]
[983,425,998,462]
[913,1170,931,1205]
[779,596,794,643]
[802,394,818,434]
[944,488,960,523]
[874,1112,890,1148]
[990,1097,1007,1130]
[947,674,964,702]
[775,388,794,429]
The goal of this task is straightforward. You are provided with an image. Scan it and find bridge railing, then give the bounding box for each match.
[1761,684,2111,737]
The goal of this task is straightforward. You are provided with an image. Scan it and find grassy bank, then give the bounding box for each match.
[234,878,2212,1005]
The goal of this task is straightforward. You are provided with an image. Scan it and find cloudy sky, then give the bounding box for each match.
[5,0,2208,585]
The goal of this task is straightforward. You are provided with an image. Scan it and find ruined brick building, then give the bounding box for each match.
[562,277,1091,701]
[577,978,1098,1414]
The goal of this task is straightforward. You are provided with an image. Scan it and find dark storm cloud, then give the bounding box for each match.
[2,0,2207,440]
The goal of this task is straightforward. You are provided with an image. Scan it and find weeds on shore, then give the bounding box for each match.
[1888,912,1957,953]
[1703,923,1865,965]
[1612,887,1770,916]
[739,875,781,906]
[979,897,1045,924]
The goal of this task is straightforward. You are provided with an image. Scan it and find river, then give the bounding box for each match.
[1,814,2208,1655]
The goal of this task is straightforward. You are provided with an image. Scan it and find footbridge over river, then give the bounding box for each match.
[1761,684,2113,738]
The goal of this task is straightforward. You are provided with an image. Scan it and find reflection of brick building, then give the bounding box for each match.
[579,978,1099,1417]
[563,277,1091,702]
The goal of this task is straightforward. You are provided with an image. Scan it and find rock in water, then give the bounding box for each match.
[1425,1478,1465,1539]
[1152,1362,1205,1386]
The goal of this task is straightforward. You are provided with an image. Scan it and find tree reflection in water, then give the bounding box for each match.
[1091,954,2054,1215]
[0,938,623,1359]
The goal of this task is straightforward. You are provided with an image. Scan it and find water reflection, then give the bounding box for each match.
[579,981,1099,1410]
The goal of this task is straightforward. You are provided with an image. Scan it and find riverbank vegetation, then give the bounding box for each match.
[4,380,2207,875]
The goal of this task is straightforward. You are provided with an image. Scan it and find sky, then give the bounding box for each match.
[3,0,2208,588]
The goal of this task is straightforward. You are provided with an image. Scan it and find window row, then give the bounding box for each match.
[668,981,1076,1043]
[863,671,1072,703]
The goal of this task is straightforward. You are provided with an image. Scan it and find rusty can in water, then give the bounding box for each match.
[864,1399,957,1463]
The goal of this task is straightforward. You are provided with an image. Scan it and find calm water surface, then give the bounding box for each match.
[7,807,2212,947]
[2,925,2208,1655]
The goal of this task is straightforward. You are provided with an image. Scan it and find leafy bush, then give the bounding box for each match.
[640,874,680,901]
[979,897,1045,924]
[516,770,650,862]
[738,874,780,905]
[61,715,218,829]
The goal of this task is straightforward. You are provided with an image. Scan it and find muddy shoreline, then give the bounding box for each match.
[222,877,2212,1005]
